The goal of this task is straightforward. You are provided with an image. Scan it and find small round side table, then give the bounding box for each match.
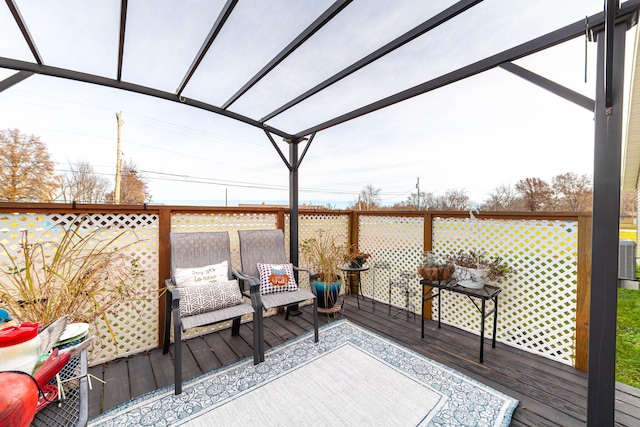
[340,264,369,309]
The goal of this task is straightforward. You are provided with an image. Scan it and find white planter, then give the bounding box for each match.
[453,264,489,289]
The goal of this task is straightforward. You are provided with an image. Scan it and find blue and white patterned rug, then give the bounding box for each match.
[89,320,518,426]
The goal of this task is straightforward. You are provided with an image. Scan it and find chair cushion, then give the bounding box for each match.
[181,303,254,331]
[257,263,298,294]
[175,261,228,287]
[178,279,243,317]
[261,289,316,310]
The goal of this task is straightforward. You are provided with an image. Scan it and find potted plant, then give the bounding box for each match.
[0,215,148,348]
[346,249,370,268]
[300,230,349,309]
[446,249,511,289]
[417,251,453,282]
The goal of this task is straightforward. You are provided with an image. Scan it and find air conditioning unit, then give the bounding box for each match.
[619,239,636,280]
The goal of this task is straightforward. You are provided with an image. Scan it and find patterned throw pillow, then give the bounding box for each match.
[178,279,243,317]
[257,263,298,294]
[174,261,228,287]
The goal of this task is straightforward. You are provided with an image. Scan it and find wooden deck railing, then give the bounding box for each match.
[0,203,591,370]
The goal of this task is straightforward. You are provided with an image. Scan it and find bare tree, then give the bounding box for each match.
[353,184,381,210]
[432,189,469,211]
[552,173,592,211]
[105,160,150,204]
[482,184,522,211]
[515,177,554,211]
[396,191,433,210]
[59,160,110,203]
[0,128,58,202]
[620,189,636,218]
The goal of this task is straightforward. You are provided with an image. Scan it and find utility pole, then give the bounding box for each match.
[114,112,123,204]
[416,177,420,210]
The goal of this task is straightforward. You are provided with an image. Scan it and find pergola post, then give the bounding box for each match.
[588,12,627,426]
[289,138,300,266]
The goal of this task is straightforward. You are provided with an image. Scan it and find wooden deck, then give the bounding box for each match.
[87,295,640,426]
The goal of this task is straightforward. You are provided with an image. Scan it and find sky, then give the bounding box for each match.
[0,0,635,208]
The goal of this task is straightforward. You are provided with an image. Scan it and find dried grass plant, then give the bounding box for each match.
[0,215,148,344]
[300,230,349,283]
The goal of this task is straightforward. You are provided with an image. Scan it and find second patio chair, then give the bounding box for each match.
[234,229,319,362]
[163,231,258,395]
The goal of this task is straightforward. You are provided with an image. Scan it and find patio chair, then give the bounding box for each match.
[163,231,258,395]
[234,229,319,362]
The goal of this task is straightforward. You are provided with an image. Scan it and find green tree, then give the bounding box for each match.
[0,128,58,202]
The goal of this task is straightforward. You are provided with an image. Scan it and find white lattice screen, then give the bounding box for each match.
[294,214,350,289]
[357,215,578,365]
[358,215,424,313]
[0,213,159,365]
[0,211,580,366]
[430,217,578,365]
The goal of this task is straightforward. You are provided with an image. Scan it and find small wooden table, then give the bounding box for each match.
[421,279,501,363]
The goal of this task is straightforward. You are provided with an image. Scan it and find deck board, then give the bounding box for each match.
[127,353,155,399]
[86,295,640,426]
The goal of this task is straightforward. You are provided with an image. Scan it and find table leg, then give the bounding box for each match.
[492,296,498,349]
[421,284,425,338]
[480,298,486,363]
[437,287,442,329]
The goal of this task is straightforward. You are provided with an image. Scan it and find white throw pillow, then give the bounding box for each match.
[174,261,228,287]
[178,279,243,317]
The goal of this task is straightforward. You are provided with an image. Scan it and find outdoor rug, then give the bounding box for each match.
[89,319,518,426]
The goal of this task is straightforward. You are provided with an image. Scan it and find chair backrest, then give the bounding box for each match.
[238,229,288,278]
[170,231,233,282]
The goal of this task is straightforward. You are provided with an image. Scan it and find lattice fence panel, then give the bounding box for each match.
[294,214,349,290]
[170,213,278,339]
[431,217,578,365]
[0,213,159,365]
[358,216,424,313]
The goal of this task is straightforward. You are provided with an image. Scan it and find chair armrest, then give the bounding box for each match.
[292,266,314,278]
[232,269,260,292]
[165,279,181,310]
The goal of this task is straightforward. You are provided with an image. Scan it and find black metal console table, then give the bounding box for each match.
[421,279,501,363]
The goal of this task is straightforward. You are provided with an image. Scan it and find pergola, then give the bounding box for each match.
[1,1,639,424]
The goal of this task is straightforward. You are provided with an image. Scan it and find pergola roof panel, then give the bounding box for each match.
[226,0,456,121]
[120,0,225,93]
[14,0,119,78]
[181,0,334,107]
[0,6,32,62]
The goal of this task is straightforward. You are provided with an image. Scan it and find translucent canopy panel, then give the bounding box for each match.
[0,5,32,61]
[12,0,119,78]
[182,0,335,107]
[122,0,226,93]
[0,0,630,138]
[227,0,458,120]
[260,0,604,134]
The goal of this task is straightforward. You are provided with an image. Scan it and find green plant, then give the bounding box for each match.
[446,249,512,283]
[300,230,349,283]
[0,215,147,344]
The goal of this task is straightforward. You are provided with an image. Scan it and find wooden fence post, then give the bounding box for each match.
[575,215,592,371]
